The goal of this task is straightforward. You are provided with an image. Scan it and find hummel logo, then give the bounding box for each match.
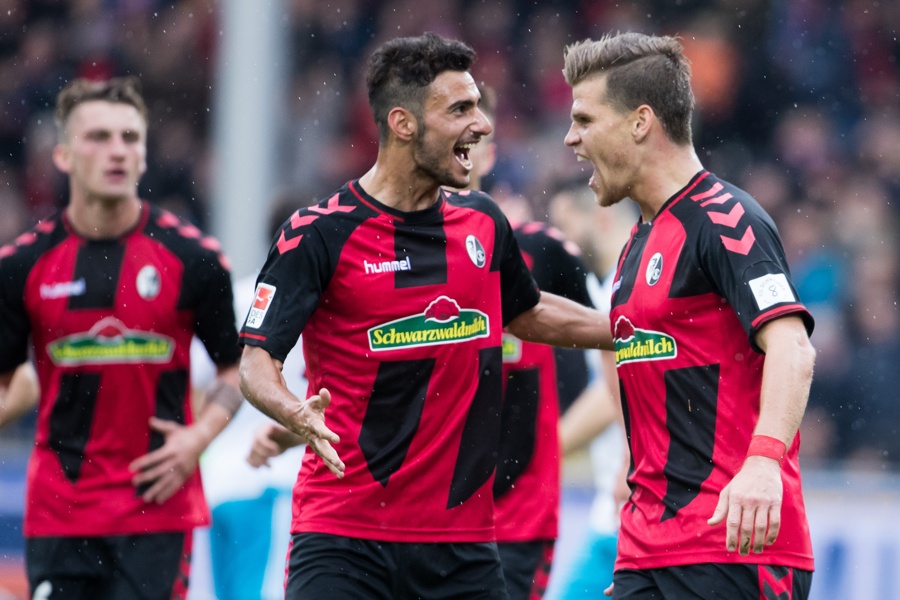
[364,256,412,274]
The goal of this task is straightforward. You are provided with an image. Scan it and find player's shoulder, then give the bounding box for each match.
[513,221,583,258]
[0,211,67,271]
[676,172,769,219]
[144,203,231,272]
[443,188,508,221]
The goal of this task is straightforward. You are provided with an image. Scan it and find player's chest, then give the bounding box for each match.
[26,238,186,343]
[321,216,501,324]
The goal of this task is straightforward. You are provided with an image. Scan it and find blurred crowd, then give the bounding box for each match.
[1,0,897,470]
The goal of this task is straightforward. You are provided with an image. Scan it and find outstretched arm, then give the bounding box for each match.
[506,291,614,351]
[239,345,344,478]
[708,315,815,555]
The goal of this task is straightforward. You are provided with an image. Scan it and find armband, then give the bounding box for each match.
[746,435,786,464]
[204,379,244,416]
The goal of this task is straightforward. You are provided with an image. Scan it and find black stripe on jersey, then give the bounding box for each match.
[50,372,101,483]
[660,364,719,521]
[359,359,434,487]
[448,346,502,508]
[610,228,648,308]
[69,241,125,310]
[620,379,637,511]
[138,369,188,496]
[393,223,447,288]
[493,366,539,499]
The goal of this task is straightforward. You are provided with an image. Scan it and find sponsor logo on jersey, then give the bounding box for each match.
[613,315,677,365]
[465,234,486,268]
[645,252,663,286]
[47,317,174,366]
[368,296,489,351]
[246,283,276,329]
[39,278,86,300]
[136,265,161,300]
[748,272,795,310]
[363,256,411,274]
[501,332,522,363]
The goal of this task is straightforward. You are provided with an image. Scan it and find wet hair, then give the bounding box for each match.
[563,32,694,145]
[54,76,148,139]
[366,32,476,142]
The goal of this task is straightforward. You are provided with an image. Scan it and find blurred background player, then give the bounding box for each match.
[464,84,599,600]
[0,76,242,600]
[544,181,639,600]
[189,194,309,600]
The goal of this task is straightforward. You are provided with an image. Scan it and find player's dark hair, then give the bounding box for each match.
[366,32,476,143]
[563,32,693,146]
[54,76,148,139]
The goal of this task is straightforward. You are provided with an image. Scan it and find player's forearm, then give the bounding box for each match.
[0,363,39,429]
[239,345,303,430]
[754,318,816,445]
[507,291,613,350]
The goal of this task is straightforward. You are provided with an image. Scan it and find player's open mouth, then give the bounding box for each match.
[454,142,475,171]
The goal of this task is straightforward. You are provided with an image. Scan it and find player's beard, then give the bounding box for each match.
[413,125,469,190]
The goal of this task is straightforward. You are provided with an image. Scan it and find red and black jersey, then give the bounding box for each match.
[239,180,540,543]
[610,171,815,571]
[494,222,593,543]
[0,202,240,537]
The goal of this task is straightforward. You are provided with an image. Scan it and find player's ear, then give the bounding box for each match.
[632,105,653,143]
[52,143,73,174]
[387,107,417,142]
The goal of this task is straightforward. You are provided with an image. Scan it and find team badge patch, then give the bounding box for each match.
[645,252,663,286]
[748,273,795,310]
[136,265,161,300]
[246,283,276,329]
[465,234,486,268]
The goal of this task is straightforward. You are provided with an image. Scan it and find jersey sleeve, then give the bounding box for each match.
[192,247,242,366]
[698,198,814,349]
[239,216,331,363]
[0,247,31,373]
[497,217,541,326]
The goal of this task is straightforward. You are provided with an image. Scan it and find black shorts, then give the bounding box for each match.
[285,532,509,599]
[613,563,813,600]
[497,540,554,600]
[26,532,191,600]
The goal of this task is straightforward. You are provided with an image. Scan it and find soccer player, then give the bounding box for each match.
[238,33,611,599]
[562,33,816,598]
[0,76,243,600]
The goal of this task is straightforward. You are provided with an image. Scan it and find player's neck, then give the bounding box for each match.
[632,147,704,223]
[358,160,441,213]
[66,193,142,240]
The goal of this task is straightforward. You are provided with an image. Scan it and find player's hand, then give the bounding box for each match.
[129,417,208,504]
[284,388,344,478]
[707,456,783,555]
[604,582,614,596]
[247,422,302,468]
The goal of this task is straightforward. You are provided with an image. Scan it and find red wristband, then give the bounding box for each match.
[746,435,786,463]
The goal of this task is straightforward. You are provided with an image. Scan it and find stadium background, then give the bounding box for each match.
[0,0,897,598]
